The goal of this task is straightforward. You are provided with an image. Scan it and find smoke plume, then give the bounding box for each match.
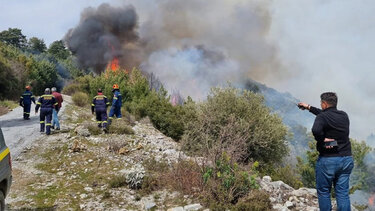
[65,0,374,140]
[64,3,140,73]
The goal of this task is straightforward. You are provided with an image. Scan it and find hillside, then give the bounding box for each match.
[6,95,359,211]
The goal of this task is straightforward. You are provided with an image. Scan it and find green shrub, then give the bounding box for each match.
[261,164,303,189]
[202,153,259,208]
[296,141,319,188]
[72,92,89,107]
[182,87,289,165]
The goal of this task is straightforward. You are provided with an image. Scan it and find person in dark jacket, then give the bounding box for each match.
[108,84,122,124]
[298,92,353,211]
[35,88,58,135]
[19,85,35,120]
[92,89,110,129]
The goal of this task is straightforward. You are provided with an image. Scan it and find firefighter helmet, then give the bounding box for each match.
[112,84,119,89]
[45,88,51,94]
[25,85,31,90]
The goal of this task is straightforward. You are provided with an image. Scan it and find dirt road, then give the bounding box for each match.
[0,96,69,158]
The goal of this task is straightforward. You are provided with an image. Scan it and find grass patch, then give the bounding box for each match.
[0,100,18,109]
[109,175,127,188]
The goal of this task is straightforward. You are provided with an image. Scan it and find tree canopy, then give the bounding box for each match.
[28,37,46,54]
[0,28,27,49]
[48,40,70,60]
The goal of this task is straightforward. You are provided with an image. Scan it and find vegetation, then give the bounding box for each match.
[297,138,373,191]
[0,28,84,99]
[182,87,289,165]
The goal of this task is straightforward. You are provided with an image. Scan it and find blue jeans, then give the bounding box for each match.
[52,109,60,129]
[316,156,354,211]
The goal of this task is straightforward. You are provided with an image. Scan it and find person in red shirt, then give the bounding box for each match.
[51,87,63,130]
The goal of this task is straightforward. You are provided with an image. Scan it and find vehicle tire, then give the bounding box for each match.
[0,191,4,211]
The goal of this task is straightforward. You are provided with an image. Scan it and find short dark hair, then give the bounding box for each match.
[98,88,102,93]
[321,92,337,107]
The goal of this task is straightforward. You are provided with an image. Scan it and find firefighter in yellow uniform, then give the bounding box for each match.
[35,88,58,135]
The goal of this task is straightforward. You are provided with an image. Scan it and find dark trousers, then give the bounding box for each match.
[40,108,53,135]
[109,106,122,121]
[95,109,108,128]
[23,103,31,119]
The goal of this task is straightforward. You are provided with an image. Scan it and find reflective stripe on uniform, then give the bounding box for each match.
[46,123,52,126]
[20,96,23,99]
[106,102,110,105]
[37,102,41,105]
[91,104,95,106]
[103,121,108,123]
[97,121,102,123]
[113,97,118,100]
[40,121,45,123]
[108,117,113,119]
[0,148,10,162]
[54,103,58,105]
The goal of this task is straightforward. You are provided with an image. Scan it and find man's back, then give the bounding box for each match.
[52,92,63,108]
[311,107,351,157]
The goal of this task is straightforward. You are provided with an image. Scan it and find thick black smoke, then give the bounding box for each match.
[64,3,139,73]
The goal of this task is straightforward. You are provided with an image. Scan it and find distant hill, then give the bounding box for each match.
[243,79,315,160]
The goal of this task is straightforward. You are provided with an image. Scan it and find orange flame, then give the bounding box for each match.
[107,57,119,72]
[370,194,375,206]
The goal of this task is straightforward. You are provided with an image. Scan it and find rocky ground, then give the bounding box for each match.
[5,96,359,211]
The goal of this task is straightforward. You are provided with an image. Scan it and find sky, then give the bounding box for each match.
[0,0,374,140]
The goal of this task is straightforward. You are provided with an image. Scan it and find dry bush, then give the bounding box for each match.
[62,83,83,95]
[107,140,127,154]
[86,123,102,135]
[72,92,89,107]
[233,189,272,211]
[108,119,135,135]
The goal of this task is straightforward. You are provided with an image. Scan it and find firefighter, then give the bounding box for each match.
[108,84,122,123]
[19,85,35,120]
[35,88,58,135]
[92,88,110,129]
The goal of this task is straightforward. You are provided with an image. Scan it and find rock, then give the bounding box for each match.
[167,207,184,211]
[70,162,77,166]
[262,176,272,183]
[84,187,93,192]
[273,204,289,211]
[80,193,87,199]
[80,204,86,209]
[184,203,203,211]
[144,201,156,210]
[284,201,294,208]
[57,171,65,176]
[88,159,93,163]
[75,126,90,137]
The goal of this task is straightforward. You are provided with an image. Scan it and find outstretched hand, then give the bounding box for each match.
[297,102,310,110]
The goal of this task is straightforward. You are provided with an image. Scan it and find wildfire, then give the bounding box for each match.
[107,57,119,72]
[370,194,375,207]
